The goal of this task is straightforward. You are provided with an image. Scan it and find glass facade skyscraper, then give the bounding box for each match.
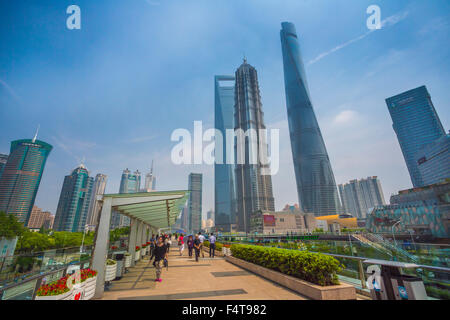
[214,75,237,232]
[0,154,8,180]
[234,60,275,233]
[111,168,141,229]
[280,22,341,216]
[54,164,94,232]
[0,138,52,223]
[188,173,202,233]
[386,86,446,188]
[416,133,450,186]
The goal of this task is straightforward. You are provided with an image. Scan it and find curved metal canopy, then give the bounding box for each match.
[103,190,189,229]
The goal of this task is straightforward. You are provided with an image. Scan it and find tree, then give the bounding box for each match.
[0,211,26,239]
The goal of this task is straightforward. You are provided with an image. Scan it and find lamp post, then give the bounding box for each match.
[392,220,402,247]
[80,224,88,253]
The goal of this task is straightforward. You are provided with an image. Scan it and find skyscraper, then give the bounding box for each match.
[234,59,275,233]
[338,177,386,219]
[188,173,202,233]
[386,86,446,188]
[280,22,341,216]
[110,169,141,229]
[86,173,107,226]
[214,75,237,232]
[53,164,94,232]
[142,161,156,192]
[0,136,52,223]
[0,154,8,179]
[416,134,450,186]
[27,205,53,230]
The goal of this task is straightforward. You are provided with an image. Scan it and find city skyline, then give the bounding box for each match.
[1,1,450,218]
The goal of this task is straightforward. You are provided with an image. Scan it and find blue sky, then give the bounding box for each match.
[1,0,449,219]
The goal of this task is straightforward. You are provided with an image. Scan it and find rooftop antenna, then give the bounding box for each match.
[32,124,40,143]
[243,53,247,64]
[150,159,154,175]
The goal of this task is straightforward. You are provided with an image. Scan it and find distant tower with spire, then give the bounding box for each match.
[143,160,156,192]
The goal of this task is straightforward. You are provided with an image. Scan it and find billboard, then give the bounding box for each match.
[263,215,276,227]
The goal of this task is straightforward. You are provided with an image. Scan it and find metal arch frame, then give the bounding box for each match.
[90,190,189,299]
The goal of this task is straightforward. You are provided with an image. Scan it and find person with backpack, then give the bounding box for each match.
[153,236,168,282]
[187,235,194,258]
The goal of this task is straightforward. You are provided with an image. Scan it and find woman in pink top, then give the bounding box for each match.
[178,234,185,256]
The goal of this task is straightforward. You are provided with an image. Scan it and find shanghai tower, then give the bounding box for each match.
[280,22,341,216]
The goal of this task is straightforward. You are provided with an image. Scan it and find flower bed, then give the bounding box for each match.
[230,244,342,286]
[35,275,72,300]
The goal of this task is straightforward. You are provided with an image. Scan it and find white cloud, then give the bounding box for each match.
[332,109,360,125]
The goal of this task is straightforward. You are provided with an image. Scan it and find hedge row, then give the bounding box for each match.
[230,244,342,286]
[203,241,223,251]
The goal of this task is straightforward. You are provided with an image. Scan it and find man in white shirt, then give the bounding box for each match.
[198,232,205,258]
[208,233,217,258]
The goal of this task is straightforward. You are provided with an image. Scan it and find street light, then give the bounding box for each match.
[392,220,402,247]
[80,224,88,253]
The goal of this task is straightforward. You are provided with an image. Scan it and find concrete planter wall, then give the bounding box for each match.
[82,276,97,300]
[226,256,356,300]
[124,255,132,268]
[135,250,141,262]
[105,263,117,282]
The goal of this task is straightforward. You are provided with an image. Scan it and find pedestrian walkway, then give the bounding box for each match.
[101,246,308,300]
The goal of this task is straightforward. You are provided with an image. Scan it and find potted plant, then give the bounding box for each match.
[80,268,97,300]
[124,252,132,268]
[141,244,147,256]
[105,259,117,282]
[135,246,141,261]
[111,245,118,251]
[35,276,73,300]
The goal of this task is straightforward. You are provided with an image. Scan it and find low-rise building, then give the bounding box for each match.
[250,210,316,234]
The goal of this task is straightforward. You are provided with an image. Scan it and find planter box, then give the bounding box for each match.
[124,255,132,268]
[141,247,147,256]
[35,288,73,300]
[82,276,97,300]
[105,263,117,282]
[226,256,356,300]
[135,250,141,261]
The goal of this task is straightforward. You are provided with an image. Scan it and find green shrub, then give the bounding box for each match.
[230,244,342,286]
[203,241,223,251]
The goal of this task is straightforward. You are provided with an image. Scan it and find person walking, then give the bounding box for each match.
[198,232,205,258]
[187,235,194,258]
[149,235,156,261]
[209,233,216,258]
[193,235,201,262]
[153,236,168,282]
[178,234,185,256]
[166,236,172,255]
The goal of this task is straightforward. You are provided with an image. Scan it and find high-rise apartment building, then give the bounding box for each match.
[234,59,275,233]
[0,154,8,179]
[386,86,446,188]
[0,136,52,223]
[53,164,94,232]
[416,133,450,186]
[188,173,202,233]
[86,173,107,226]
[27,205,53,229]
[338,177,386,219]
[214,75,237,232]
[280,22,341,216]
